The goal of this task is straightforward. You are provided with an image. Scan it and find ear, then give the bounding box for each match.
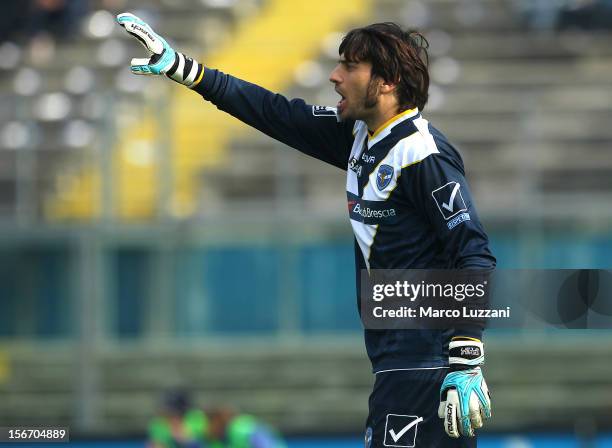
[379,80,397,95]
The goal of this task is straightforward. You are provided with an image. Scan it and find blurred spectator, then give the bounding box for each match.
[557,0,612,30]
[148,389,208,448]
[208,407,287,448]
[0,2,30,42]
[516,0,612,31]
[0,0,91,42]
[26,0,90,40]
[516,0,567,30]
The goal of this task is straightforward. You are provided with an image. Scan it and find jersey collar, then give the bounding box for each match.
[367,108,419,147]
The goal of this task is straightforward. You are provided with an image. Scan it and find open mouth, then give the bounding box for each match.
[337,92,346,112]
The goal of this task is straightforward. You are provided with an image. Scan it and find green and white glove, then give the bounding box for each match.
[116,12,204,88]
[438,338,491,438]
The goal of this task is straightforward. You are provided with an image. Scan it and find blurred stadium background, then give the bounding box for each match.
[1,0,612,446]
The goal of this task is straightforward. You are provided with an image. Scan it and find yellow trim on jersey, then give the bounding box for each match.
[401,159,425,170]
[369,159,426,200]
[360,149,427,198]
[191,67,205,88]
[368,107,418,140]
[451,336,482,342]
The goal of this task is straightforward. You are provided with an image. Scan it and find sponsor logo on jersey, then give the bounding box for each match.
[361,153,376,164]
[447,212,471,230]
[349,157,363,177]
[352,202,397,219]
[312,105,337,117]
[384,414,423,447]
[431,181,468,220]
[347,194,398,224]
[376,164,394,190]
[348,200,357,213]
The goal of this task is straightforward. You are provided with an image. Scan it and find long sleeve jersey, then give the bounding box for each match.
[194,69,496,372]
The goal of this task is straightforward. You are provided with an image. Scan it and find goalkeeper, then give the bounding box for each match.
[117,13,495,447]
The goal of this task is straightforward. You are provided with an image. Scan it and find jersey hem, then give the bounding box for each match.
[371,358,448,374]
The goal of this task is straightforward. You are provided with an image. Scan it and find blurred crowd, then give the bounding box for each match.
[0,0,90,42]
[149,390,286,448]
[3,0,612,45]
[519,0,612,30]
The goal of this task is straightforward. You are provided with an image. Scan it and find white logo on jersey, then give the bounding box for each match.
[431,182,467,220]
[312,105,337,117]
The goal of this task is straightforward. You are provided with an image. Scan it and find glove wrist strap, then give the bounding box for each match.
[449,339,484,368]
[165,52,204,88]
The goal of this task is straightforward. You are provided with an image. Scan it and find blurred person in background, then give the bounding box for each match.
[117,13,494,448]
[519,0,612,30]
[148,389,208,448]
[557,0,612,29]
[516,0,567,30]
[26,0,90,40]
[0,0,91,43]
[0,2,29,42]
[207,407,286,448]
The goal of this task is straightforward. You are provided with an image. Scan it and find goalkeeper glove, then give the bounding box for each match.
[438,338,491,438]
[116,12,204,88]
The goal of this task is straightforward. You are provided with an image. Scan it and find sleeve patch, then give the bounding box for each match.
[312,105,338,117]
[431,181,468,220]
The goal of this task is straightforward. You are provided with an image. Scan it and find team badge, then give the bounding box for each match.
[376,164,394,190]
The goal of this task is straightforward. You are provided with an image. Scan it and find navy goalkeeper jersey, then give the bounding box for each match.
[195,69,496,372]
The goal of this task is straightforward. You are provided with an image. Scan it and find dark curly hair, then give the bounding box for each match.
[339,22,430,111]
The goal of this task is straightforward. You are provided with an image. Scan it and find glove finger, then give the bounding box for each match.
[469,392,483,429]
[459,415,474,437]
[438,400,446,419]
[117,12,164,55]
[480,379,492,419]
[444,390,460,438]
[444,402,460,438]
[130,57,154,75]
[453,390,474,437]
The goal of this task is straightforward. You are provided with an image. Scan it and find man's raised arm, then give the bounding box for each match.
[117,12,354,169]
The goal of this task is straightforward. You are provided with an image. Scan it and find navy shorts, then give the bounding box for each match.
[365,368,477,448]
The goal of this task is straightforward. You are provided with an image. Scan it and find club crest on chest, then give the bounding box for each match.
[376,164,394,190]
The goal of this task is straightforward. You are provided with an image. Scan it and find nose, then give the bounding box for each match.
[329,64,342,84]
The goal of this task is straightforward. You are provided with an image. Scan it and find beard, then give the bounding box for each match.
[339,77,380,121]
[363,77,380,109]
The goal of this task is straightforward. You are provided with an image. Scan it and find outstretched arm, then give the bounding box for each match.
[116,12,354,169]
[193,68,354,169]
